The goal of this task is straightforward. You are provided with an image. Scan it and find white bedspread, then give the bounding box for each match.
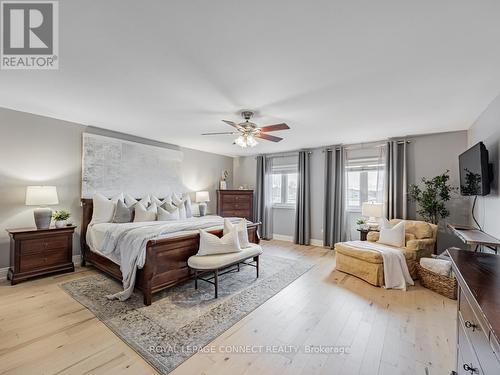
[87,216,240,301]
[343,241,414,290]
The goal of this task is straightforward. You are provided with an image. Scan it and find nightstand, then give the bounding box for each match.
[6,226,76,285]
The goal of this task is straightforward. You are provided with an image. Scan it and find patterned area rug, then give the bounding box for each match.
[60,253,313,374]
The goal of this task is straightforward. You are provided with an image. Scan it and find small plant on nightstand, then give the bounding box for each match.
[53,210,71,228]
[356,218,368,230]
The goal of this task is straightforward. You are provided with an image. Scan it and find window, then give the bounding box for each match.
[346,156,385,211]
[271,159,298,208]
[272,172,298,207]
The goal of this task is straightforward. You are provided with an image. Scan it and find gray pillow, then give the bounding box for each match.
[112,199,134,223]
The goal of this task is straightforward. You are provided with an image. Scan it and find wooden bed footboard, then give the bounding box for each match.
[80,199,260,305]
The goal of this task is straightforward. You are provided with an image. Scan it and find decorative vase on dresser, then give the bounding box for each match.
[216,190,254,222]
[6,226,76,285]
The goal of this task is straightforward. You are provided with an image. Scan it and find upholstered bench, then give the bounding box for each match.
[187,243,263,298]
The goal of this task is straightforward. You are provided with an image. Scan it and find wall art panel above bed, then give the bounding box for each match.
[82,133,185,198]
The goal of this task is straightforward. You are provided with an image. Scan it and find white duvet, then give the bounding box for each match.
[86,216,240,301]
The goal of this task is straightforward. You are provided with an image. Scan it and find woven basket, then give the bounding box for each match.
[416,263,457,300]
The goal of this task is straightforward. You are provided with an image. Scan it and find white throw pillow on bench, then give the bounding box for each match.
[378,220,405,247]
[197,227,241,256]
[223,218,251,248]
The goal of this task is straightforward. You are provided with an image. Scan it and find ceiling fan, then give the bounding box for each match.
[201,111,290,148]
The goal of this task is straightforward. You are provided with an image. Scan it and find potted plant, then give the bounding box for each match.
[356,218,369,230]
[408,170,457,225]
[52,210,71,228]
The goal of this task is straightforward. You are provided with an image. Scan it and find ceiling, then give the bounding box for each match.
[1,0,500,156]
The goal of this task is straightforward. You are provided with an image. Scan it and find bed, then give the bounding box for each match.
[80,198,260,305]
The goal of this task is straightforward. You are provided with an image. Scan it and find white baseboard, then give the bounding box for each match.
[272,234,324,247]
[0,267,8,281]
[0,255,82,281]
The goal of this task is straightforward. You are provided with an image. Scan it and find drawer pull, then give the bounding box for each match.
[463,363,478,374]
[464,320,478,331]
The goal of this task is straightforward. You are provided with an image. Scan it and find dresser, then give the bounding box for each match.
[216,190,254,222]
[6,226,76,285]
[448,249,500,375]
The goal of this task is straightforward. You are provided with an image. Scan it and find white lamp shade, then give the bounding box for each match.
[195,191,210,203]
[25,186,59,206]
[361,202,383,218]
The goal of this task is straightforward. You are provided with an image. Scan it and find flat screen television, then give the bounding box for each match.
[459,142,491,196]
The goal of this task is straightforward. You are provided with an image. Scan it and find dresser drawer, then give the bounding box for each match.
[20,235,69,255]
[222,210,252,218]
[221,194,251,203]
[459,289,500,373]
[458,322,483,375]
[19,249,70,272]
[222,202,251,210]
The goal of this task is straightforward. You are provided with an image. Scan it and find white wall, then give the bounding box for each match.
[0,107,233,268]
[468,94,500,239]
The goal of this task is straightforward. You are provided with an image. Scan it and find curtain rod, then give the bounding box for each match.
[254,150,312,159]
[323,140,410,152]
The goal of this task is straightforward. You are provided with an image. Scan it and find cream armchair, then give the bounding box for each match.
[335,219,438,287]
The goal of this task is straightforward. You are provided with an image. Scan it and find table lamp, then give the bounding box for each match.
[361,202,383,229]
[25,186,59,229]
[195,191,210,217]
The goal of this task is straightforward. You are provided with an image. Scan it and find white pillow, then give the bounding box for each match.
[125,194,150,207]
[191,203,200,217]
[223,218,250,248]
[172,194,187,219]
[157,206,180,221]
[378,221,405,247]
[184,194,193,218]
[91,193,123,224]
[197,227,241,256]
[134,202,157,222]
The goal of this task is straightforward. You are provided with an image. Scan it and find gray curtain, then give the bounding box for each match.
[324,146,346,248]
[385,140,408,220]
[254,155,273,239]
[294,151,311,245]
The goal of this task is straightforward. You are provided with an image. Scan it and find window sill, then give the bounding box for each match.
[273,204,296,210]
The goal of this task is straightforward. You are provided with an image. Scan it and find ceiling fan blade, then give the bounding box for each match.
[222,120,243,130]
[255,133,283,142]
[201,132,238,136]
[259,123,290,132]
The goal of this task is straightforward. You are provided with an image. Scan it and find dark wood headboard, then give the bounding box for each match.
[80,198,94,252]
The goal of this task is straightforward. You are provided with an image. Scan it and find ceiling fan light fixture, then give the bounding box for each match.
[234,133,258,148]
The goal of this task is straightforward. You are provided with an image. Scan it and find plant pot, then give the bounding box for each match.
[55,220,67,228]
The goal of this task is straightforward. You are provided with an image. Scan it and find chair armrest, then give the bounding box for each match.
[367,232,380,242]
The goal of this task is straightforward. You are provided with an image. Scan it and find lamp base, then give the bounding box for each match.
[199,203,207,217]
[367,217,379,230]
[34,207,52,229]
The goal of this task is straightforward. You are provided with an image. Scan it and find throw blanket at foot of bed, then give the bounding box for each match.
[336,241,414,290]
[97,216,242,301]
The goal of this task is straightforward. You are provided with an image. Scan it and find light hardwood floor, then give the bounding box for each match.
[0,240,457,375]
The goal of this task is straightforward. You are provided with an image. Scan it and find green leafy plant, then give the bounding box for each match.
[408,170,457,224]
[53,209,71,221]
[356,218,367,226]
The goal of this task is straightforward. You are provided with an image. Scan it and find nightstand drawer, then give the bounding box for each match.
[222,202,251,210]
[20,235,69,255]
[19,249,70,272]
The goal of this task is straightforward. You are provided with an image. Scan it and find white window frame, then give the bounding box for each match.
[271,164,297,209]
[345,158,385,213]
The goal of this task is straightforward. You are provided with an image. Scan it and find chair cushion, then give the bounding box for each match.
[335,242,416,264]
[188,243,263,270]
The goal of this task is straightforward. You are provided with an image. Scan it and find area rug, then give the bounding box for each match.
[60,253,313,374]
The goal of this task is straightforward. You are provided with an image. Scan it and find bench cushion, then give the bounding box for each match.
[188,243,263,270]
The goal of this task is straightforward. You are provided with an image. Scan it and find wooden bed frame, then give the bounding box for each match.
[80,199,260,305]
